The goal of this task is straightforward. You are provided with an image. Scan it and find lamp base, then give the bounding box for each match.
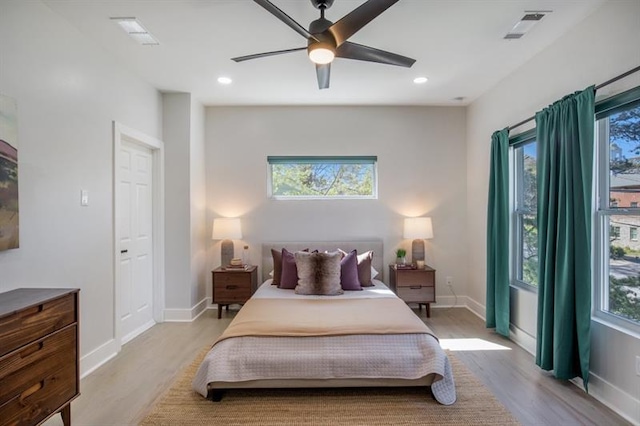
[411,239,425,264]
[221,239,234,267]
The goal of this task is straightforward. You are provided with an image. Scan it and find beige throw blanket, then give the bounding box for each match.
[215,297,436,344]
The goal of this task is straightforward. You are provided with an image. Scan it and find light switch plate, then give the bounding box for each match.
[81,190,89,206]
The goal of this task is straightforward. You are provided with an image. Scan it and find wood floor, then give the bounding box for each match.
[44,306,629,426]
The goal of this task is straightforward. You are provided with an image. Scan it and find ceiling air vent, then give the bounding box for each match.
[504,12,547,40]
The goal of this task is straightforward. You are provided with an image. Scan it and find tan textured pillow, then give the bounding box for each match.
[294,251,344,296]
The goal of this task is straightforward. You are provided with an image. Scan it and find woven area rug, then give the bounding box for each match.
[140,347,520,425]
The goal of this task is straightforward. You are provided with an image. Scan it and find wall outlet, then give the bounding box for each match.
[636,356,640,376]
[446,276,453,287]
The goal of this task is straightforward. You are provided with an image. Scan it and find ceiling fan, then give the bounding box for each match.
[232,0,416,90]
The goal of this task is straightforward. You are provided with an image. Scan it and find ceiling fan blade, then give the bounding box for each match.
[316,64,331,90]
[336,41,415,67]
[232,47,307,62]
[254,0,319,42]
[328,0,400,47]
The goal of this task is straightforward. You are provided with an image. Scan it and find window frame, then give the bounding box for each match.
[593,85,640,336]
[510,130,538,292]
[266,156,378,200]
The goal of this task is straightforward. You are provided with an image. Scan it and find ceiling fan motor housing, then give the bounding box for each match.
[311,0,334,10]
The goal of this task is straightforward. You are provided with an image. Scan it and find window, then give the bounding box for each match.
[512,137,538,289]
[267,156,377,199]
[595,87,640,331]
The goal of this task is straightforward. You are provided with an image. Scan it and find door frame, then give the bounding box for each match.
[113,121,165,351]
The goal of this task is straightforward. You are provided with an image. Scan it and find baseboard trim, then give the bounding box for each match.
[509,324,536,356]
[121,319,156,345]
[164,297,210,322]
[571,373,640,425]
[80,338,118,379]
[465,296,486,320]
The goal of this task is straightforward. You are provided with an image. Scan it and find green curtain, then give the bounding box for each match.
[486,128,510,337]
[535,86,595,389]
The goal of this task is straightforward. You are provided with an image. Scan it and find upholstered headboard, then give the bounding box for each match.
[261,241,384,283]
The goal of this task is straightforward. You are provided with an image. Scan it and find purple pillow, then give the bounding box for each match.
[279,248,300,289]
[340,250,362,291]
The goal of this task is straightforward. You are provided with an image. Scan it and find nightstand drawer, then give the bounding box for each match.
[213,273,250,287]
[214,287,251,302]
[395,272,434,287]
[397,286,435,303]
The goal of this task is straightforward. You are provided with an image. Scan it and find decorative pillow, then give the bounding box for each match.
[340,250,362,291]
[279,248,301,289]
[357,251,375,286]
[272,248,308,286]
[339,249,375,287]
[371,266,379,280]
[270,248,283,285]
[294,251,344,296]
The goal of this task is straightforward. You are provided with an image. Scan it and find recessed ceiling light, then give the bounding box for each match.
[413,77,428,84]
[217,77,233,85]
[111,17,159,45]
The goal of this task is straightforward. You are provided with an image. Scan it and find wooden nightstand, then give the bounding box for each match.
[212,266,258,319]
[389,264,436,317]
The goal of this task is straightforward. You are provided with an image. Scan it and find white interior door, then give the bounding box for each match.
[118,140,155,344]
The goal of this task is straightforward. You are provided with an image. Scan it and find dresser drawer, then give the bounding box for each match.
[397,286,435,303]
[0,359,76,426]
[0,294,76,358]
[0,325,77,407]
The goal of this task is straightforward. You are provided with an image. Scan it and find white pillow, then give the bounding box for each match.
[371,266,379,279]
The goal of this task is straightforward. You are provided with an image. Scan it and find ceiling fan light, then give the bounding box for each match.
[308,43,335,65]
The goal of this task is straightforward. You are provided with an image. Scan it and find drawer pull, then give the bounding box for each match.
[226,285,238,290]
[20,342,44,358]
[409,286,422,290]
[121,249,128,254]
[22,304,45,317]
[20,380,44,401]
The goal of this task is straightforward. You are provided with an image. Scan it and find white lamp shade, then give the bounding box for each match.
[211,218,242,240]
[403,217,434,240]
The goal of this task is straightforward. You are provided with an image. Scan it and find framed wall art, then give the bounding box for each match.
[0,94,18,251]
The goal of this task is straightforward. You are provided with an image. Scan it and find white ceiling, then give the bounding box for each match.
[42,0,606,106]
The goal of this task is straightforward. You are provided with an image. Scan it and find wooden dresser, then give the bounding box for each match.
[0,288,80,426]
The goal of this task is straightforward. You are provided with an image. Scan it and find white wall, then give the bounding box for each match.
[163,93,208,314]
[466,0,640,422]
[190,99,207,306]
[163,93,192,310]
[0,0,162,360]
[205,106,468,303]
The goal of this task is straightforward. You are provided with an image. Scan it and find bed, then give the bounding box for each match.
[192,241,456,405]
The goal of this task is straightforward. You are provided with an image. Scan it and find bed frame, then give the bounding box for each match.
[205,240,440,401]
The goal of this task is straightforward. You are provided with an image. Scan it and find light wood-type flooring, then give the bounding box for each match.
[44,306,630,425]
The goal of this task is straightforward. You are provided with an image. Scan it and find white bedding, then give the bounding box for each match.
[253,279,396,299]
[193,279,457,405]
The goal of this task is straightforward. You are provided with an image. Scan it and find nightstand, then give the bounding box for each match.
[389,264,436,317]
[212,266,258,319]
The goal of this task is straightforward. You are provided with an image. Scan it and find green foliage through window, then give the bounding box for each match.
[268,156,376,199]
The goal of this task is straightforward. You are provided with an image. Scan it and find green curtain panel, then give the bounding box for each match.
[535,86,595,389]
[486,128,510,337]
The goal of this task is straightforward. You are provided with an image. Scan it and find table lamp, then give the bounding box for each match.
[403,217,433,267]
[212,218,242,267]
